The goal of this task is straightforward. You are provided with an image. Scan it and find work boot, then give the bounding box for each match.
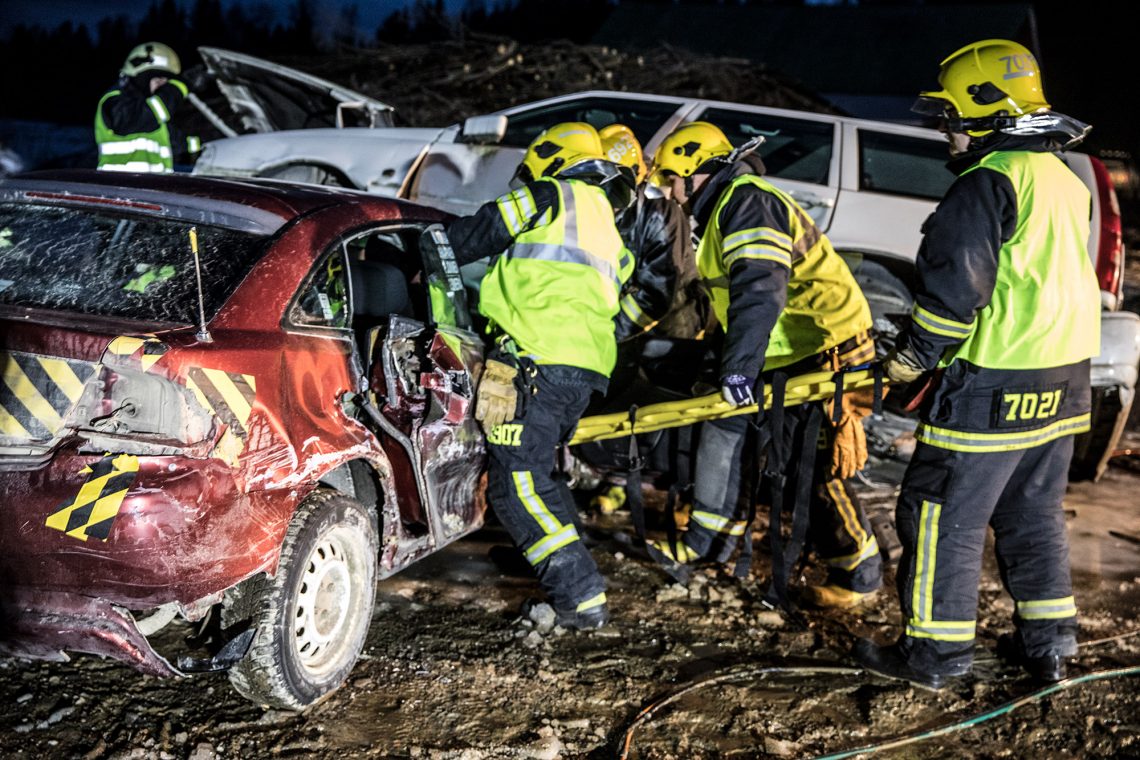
[852,638,957,692]
[554,603,610,631]
[802,584,877,610]
[644,538,698,586]
[996,633,1067,684]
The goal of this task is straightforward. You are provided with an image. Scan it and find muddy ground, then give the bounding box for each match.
[1,428,1138,760]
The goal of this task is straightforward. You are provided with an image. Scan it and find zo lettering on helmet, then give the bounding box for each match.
[999,53,1037,80]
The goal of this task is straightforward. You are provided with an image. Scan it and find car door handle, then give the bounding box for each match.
[789,192,834,210]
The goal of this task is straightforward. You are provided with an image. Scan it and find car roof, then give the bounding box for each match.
[0,169,447,235]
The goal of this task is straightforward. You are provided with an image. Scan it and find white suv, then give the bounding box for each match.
[193,78,1138,479]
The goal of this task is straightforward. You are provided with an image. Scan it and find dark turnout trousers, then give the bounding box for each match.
[684,402,882,593]
[896,436,1079,675]
[485,364,608,615]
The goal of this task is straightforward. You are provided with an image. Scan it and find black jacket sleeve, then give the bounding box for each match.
[101,79,187,136]
[898,167,1016,369]
[447,181,559,266]
[616,195,690,336]
[718,186,791,379]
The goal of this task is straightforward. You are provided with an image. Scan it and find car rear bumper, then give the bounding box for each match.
[0,588,181,677]
[1092,310,1140,391]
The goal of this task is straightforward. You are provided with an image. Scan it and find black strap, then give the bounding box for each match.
[737,372,788,580]
[831,369,845,424]
[778,404,824,602]
[625,405,646,543]
[872,361,885,415]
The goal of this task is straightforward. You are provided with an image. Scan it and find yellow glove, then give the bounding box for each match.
[883,347,924,384]
[476,359,518,432]
[827,388,873,480]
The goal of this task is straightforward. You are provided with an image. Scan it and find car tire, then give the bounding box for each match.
[222,489,378,709]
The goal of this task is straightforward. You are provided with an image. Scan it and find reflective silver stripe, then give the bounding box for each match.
[912,304,974,339]
[905,620,976,641]
[825,536,879,571]
[1016,596,1077,620]
[620,294,656,328]
[691,509,747,536]
[187,136,202,153]
[512,471,561,533]
[913,500,940,622]
[724,244,792,269]
[524,523,579,565]
[147,95,170,123]
[917,414,1092,453]
[497,193,525,236]
[576,592,607,612]
[723,226,792,251]
[98,161,168,173]
[511,242,621,289]
[99,137,166,156]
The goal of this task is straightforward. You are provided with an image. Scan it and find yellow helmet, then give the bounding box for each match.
[599,124,647,184]
[121,42,182,77]
[651,121,734,183]
[913,39,1050,136]
[515,122,606,183]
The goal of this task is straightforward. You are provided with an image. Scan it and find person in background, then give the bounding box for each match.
[95,42,204,172]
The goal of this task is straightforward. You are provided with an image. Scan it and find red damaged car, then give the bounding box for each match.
[0,170,486,708]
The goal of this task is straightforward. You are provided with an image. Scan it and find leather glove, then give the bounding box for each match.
[475,359,518,432]
[828,388,873,480]
[883,345,925,384]
[721,374,757,407]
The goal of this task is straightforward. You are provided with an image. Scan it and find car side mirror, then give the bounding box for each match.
[458,114,507,145]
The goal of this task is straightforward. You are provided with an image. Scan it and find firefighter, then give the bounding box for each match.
[95,42,202,172]
[446,122,635,629]
[645,121,882,609]
[600,123,707,343]
[853,39,1098,689]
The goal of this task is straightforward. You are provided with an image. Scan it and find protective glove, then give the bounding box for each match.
[883,345,925,384]
[475,359,518,432]
[828,388,873,480]
[721,374,757,407]
[180,65,214,93]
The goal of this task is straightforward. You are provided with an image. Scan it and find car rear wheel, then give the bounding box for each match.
[222,489,378,709]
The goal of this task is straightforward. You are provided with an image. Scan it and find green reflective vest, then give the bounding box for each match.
[939,151,1100,370]
[94,81,187,173]
[697,174,872,370]
[479,178,633,377]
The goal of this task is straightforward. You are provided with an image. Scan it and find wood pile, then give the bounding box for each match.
[273,36,841,127]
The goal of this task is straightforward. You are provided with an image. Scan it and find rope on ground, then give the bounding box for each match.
[811,665,1140,760]
[616,630,1140,760]
[617,665,861,760]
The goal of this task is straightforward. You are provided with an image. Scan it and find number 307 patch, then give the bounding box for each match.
[993,384,1066,428]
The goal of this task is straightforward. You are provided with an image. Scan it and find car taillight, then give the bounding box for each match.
[1090,156,1124,307]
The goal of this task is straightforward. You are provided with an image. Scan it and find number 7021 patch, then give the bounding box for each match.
[995,386,1065,427]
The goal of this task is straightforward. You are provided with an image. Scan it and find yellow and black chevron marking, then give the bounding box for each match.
[45,453,139,542]
[0,351,98,442]
[105,335,168,372]
[185,368,257,465]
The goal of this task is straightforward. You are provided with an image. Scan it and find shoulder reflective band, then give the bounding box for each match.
[571,368,883,445]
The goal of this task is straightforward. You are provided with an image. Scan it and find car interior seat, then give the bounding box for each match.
[349,259,414,359]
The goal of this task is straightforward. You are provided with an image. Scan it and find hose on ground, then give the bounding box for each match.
[617,630,1140,759]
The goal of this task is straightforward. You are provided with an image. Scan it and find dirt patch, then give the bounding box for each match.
[2,458,1138,759]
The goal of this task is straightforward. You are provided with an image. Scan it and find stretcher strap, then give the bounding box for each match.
[625,405,646,543]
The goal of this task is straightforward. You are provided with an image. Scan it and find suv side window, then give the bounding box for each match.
[697,107,835,185]
[291,247,350,329]
[502,97,682,148]
[859,130,955,201]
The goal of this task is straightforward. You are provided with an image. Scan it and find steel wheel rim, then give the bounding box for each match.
[291,525,366,676]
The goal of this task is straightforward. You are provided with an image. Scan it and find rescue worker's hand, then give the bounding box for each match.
[476,359,518,432]
[828,388,873,480]
[721,374,757,407]
[883,346,925,384]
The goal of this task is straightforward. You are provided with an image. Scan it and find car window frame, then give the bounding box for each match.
[855,127,956,202]
[495,92,691,149]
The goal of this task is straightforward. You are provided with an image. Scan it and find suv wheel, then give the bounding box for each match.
[222,490,378,709]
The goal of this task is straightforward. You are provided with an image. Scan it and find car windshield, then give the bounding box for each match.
[0,203,268,324]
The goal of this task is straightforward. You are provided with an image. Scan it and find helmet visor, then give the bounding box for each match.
[912,96,953,118]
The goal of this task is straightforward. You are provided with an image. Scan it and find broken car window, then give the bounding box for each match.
[0,203,268,324]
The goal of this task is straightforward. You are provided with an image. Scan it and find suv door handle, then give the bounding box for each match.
[789,191,834,210]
